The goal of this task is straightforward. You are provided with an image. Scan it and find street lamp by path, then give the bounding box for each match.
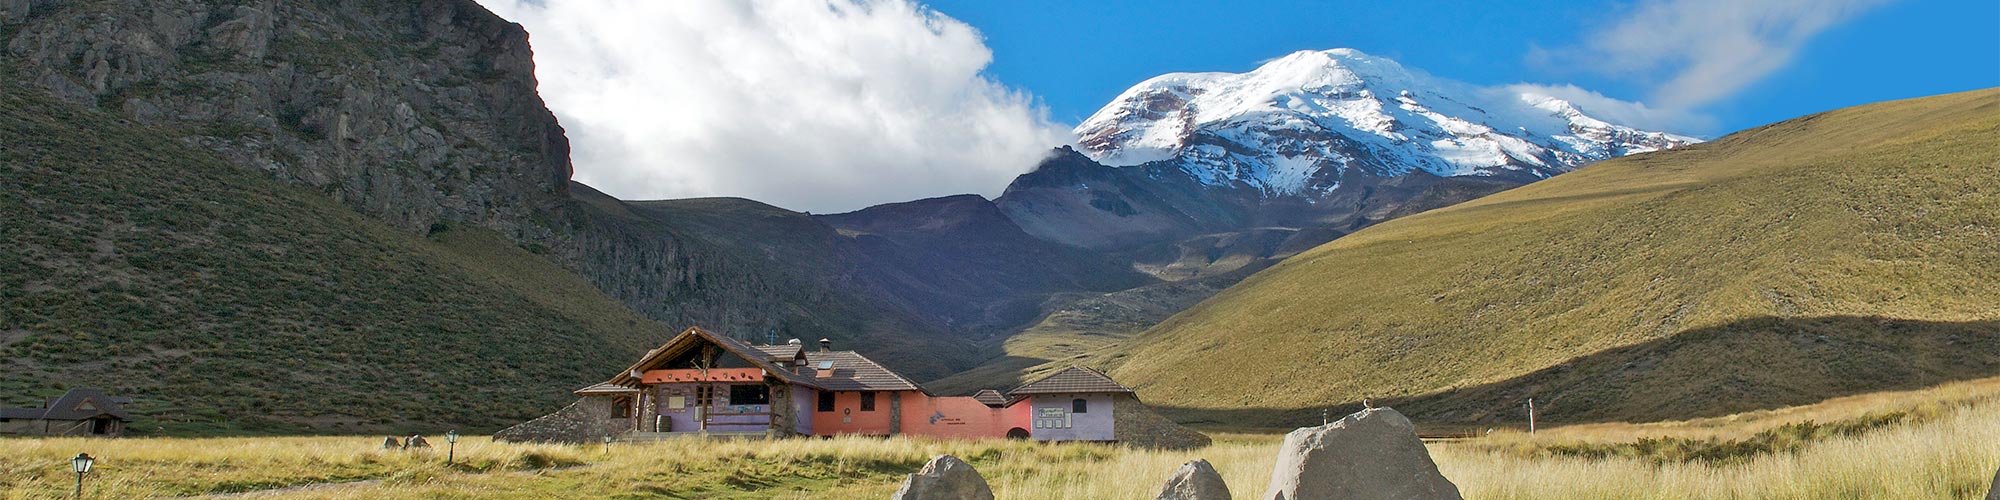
[70,453,93,500]
[444,430,459,465]
[601,434,612,457]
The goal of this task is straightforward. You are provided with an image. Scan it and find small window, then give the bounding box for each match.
[730,384,771,405]
[1073,398,1088,414]
[817,391,835,412]
[860,392,877,411]
[612,396,633,418]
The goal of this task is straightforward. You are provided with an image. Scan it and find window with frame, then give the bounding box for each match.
[817,391,836,412]
[729,384,771,405]
[695,385,715,408]
[1072,398,1088,414]
[860,391,877,411]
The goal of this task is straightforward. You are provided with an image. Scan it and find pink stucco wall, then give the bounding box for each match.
[897,394,1031,438]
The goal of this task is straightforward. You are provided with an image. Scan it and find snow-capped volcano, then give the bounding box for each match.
[1074,48,1697,196]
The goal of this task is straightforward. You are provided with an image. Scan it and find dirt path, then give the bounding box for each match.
[181,464,593,499]
[185,479,385,499]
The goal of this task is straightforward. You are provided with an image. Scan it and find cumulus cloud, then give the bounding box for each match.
[1539,0,1890,109]
[476,0,1067,213]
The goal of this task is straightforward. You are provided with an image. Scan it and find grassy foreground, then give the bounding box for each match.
[5,378,1998,499]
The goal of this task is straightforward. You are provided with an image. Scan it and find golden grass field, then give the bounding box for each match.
[5,376,1998,499]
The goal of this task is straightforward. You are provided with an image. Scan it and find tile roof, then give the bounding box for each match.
[971,389,1009,407]
[751,344,804,360]
[800,351,924,392]
[0,388,130,421]
[1008,366,1133,396]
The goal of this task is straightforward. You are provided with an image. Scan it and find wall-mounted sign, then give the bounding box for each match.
[1035,407,1071,429]
[667,396,687,410]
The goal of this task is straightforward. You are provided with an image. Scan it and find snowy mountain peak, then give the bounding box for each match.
[1074,48,1697,196]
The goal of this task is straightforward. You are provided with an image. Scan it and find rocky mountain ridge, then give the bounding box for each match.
[1075,48,1694,194]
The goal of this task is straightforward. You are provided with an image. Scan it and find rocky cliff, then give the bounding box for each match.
[3,0,570,236]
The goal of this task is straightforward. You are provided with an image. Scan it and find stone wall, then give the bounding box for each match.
[493,395,631,444]
[1113,394,1212,450]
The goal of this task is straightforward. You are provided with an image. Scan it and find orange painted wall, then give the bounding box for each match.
[809,390,916,436]
[640,368,764,384]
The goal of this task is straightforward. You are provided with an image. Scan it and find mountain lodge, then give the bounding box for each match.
[497,327,1208,448]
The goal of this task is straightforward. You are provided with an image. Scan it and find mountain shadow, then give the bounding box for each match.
[1154,315,2000,429]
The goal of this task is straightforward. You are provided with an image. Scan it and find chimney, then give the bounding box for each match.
[818,338,832,352]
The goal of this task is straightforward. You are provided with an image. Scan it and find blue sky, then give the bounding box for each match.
[932,0,1999,136]
[484,0,1998,212]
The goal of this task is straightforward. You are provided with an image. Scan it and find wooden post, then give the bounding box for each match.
[1527,398,1537,435]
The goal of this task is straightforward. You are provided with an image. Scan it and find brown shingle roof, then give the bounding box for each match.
[971,389,1009,407]
[1008,366,1133,396]
[752,344,803,360]
[800,351,924,392]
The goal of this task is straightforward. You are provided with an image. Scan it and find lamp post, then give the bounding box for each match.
[444,430,459,465]
[70,453,93,500]
[601,434,613,457]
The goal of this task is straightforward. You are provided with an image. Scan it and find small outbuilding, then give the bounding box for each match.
[0,388,131,437]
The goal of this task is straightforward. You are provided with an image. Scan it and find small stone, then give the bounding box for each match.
[1156,459,1231,500]
[1262,407,1461,500]
[890,454,994,500]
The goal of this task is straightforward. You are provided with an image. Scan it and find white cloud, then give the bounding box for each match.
[477,0,1067,213]
[1506,83,1717,133]
[1543,0,1890,109]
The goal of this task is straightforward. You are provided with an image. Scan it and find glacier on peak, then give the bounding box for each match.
[1072,48,1698,196]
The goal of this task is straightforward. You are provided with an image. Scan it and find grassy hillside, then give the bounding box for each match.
[0,79,675,434]
[1102,88,2000,426]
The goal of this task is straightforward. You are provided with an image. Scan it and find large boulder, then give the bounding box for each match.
[892,454,995,500]
[1262,407,1461,500]
[1157,459,1232,500]
[1986,465,1999,500]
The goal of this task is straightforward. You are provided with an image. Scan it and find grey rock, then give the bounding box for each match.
[891,454,994,500]
[1987,465,1999,500]
[1157,459,1231,500]
[2,0,570,236]
[1262,407,1461,500]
